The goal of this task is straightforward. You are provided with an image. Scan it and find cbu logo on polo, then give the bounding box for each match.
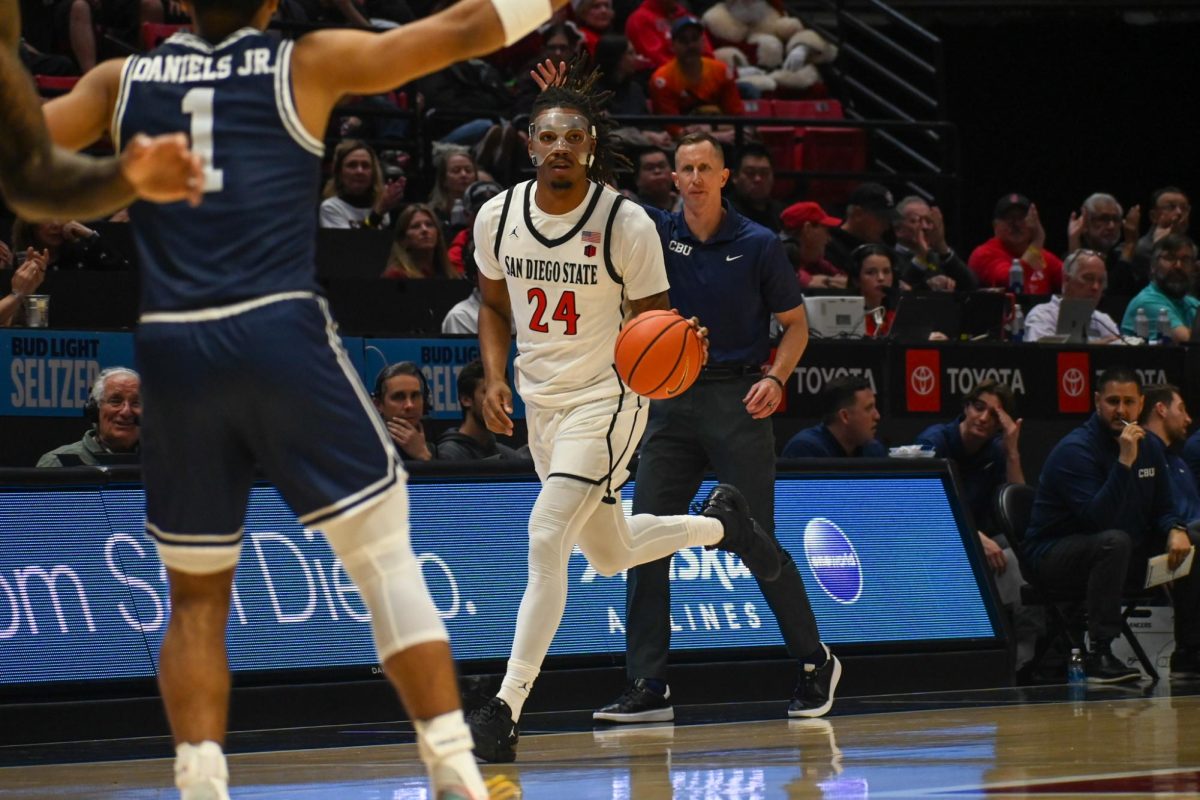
[803,517,863,604]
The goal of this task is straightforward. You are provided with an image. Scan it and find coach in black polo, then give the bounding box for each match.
[593,132,842,724]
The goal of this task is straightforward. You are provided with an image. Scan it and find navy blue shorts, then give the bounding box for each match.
[135,293,399,547]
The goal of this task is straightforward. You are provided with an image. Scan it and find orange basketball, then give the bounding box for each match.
[614,310,703,400]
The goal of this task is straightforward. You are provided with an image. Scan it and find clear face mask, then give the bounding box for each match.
[528,112,595,168]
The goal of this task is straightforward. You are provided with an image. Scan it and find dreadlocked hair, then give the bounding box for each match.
[531,54,631,186]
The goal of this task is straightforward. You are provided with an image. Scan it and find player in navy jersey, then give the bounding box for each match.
[40,0,563,797]
[0,0,202,221]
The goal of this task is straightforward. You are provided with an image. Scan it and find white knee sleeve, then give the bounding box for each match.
[321,485,448,661]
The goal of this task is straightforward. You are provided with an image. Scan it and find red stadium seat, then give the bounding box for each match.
[33,75,79,97]
[141,22,189,51]
[770,99,844,120]
[799,126,868,209]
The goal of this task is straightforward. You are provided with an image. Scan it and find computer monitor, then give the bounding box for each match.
[804,295,865,338]
[959,291,1010,340]
[1055,297,1096,344]
[888,293,960,342]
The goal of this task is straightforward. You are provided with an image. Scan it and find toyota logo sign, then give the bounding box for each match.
[910,365,936,396]
[1062,368,1085,397]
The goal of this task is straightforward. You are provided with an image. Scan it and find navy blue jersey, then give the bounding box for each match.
[114,29,323,312]
[781,424,886,458]
[915,417,1007,531]
[1025,415,1181,560]
[642,201,804,365]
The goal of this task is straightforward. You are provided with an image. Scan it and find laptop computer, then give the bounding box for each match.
[804,295,865,338]
[888,293,960,342]
[959,291,1011,340]
[1055,297,1096,344]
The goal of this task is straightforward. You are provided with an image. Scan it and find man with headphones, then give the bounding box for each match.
[37,366,141,467]
[372,361,438,462]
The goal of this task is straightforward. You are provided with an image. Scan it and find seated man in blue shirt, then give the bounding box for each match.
[915,380,1023,575]
[782,375,886,458]
[1138,383,1200,678]
[1024,367,1194,682]
[1184,427,1200,488]
[1120,234,1198,343]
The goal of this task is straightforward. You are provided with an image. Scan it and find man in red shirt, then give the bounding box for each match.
[627,0,713,70]
[967,193,1063,294]
[649,17,744,138]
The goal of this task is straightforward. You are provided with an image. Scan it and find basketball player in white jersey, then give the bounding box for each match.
[468,60,783,762]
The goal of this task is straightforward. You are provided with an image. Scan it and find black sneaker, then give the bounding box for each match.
[702,483,782,582]
[467,698,519,763]
[788,644,842,718]
[593,679,674,723]
[1084,649,1142,684]
[1170,648,1200,679]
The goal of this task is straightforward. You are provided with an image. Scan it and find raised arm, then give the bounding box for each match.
[291,0,565,139]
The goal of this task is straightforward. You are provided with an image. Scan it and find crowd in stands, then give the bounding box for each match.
[5,0,1198,351]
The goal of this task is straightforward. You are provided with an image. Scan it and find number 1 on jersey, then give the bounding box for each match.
[181,88,225,193]
[528,288,579,335]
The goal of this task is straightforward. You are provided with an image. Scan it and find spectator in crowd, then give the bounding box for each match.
[1120,234,1197,342]
[1132,186,1190,279]
[319,139,405,230]
[729,144,783,233]
[447,180,503,276]
[648,17,743,140]
[892,195,975,292]
[572,0,615,54]
[779,200,846,289]
[436,361,522,460]
[371,361,437,462]
[416,57,515,145]
[382,203,457,279]
[427,146,480,240]
[513,22,586,115]
[1024,249,1122,343]
[444,182,504,334]
[11,218,129,270]
[968,193,1063,295]
[59,0,142,73]
[1067,192,1142,297]
[37,367,141,467]
[781,375,885,458]
[0,248,48,327]
[629,146,680,211]
[1023,367,1196,682]
[0,240,11,270]
[1141,384,1200,525]
[916,380,1023,574]
[825,183,898,273]
[594,35,659,121]
[847,243,896,337]
[626,0,712,70]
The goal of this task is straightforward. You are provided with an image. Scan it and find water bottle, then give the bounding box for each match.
[1008,258,1024,294]
[1157,308,1172,344]
[1009,304,1025,342]
[1067,647,1086,685]
[1134,307,1149,340]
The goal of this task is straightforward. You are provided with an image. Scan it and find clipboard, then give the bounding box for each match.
[1144,547,1195,588]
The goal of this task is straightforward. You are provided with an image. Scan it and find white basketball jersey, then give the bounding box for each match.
[475,181,669,409]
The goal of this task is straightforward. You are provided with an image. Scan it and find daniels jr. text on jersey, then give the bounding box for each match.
[128,48,275,84]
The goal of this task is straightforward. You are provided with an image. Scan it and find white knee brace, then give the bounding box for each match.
[321,485,448,661]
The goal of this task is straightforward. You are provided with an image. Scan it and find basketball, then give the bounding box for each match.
[614,310,703,399]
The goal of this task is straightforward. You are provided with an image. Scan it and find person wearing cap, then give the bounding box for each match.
[648,16,744,139]
[824,182,900,274]
[443,181,505,335]
[729,143,784,233]
[625,0,713,70]
[893,195,975,292]
[967,193,1063,294]
[779,200,847,289]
